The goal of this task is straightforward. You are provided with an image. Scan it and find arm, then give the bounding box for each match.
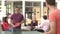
[38,21,44,28]
[8,18,14,26]
[10,19,15,27]
[44,20,56,34]
[20,18,25,24]
[19,14,25,24]
[10,14,15,27]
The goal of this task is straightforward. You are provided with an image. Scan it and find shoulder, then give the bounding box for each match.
[10,14,15,18]
[49,11,56,16]
[19,13,24,17]
[20,13,23,16]
[11,13,15,16]
[43,20,49,23]
[49,9,60,16]
[49,11,57,20]
[45,20,49,23]
[2,22,7,24]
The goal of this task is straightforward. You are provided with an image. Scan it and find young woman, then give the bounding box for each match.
[2,17,11,31]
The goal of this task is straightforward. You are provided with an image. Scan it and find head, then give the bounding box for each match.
[43,15,47,20]
[3,17,8,22]
[7,13,11,17]
[46,0,56,8]
[14,6,20,14]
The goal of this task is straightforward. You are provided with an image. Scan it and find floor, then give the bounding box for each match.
[0,24,43,34]
[1,31,43,34]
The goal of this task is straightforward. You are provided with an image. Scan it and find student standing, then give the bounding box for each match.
[44,0,60,34]
[11,6,24,34]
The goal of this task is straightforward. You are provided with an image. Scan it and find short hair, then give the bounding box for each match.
[43,15,47,20]
[46,0,56,6]
[7,13,11,15]
[14,6,20,9]
[3,17,8,22]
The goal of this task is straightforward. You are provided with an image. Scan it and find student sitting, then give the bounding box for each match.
[35,15,50,32]
[1,17,11,31]
[29,18,38,31]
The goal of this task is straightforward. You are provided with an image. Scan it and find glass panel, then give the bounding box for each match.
[27,13,32,19]
[33,2,41,6]
[25,2,32,6]
[6,2,11,14]
[25,7,32,12]
[0,7,1,9]
[14,1,22,6]
[25,7,32,20]
[0,2,1,9]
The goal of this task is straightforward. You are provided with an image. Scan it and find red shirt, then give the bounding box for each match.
[2,22,10,31]
[49,9,60,34]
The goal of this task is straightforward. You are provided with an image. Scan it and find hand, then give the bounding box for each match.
[44,33,46,34]
[35,26,38,28]
[12,25,15,28]
[9,28,12,30]
[15,23,20,27]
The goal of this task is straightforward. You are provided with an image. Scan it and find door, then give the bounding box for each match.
[33,6,41,23]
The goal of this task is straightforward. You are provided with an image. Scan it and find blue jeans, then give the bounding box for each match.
[5,28,13,32]
[13,28,21,34]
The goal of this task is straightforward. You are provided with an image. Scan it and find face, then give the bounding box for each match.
[33,20,36,23]
[15,8,19,13]
[6,18,8,22]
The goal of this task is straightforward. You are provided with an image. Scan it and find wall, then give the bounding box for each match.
[57,1,60,10]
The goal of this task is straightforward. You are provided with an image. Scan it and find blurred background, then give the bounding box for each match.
[0,0,60,34]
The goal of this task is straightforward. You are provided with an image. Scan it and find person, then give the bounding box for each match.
[1,17,11,31]
[11,6,24,34]
[29,18,38,31]
[6,13,11,18]
[44,0,60,34]
[35,15,49,32]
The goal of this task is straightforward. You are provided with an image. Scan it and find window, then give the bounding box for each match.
[25,7,33,20]
[5,1,11,14]
[0,2,1,12]
[25,2,32,6]
[14,1,22,6]
[0,3,1,9]
[25,7,32,12]
[25,2,41,26]
[33,2,41,6]
[43,2,49,17]
[25,2,33,20]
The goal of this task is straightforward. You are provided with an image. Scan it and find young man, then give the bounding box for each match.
[45,0,60,34]
[11,6,24,34]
